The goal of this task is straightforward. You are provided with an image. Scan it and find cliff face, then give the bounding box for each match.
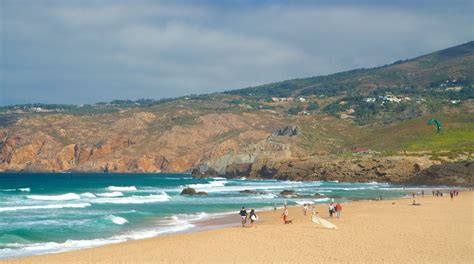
[0,111,287,173]
[0,105,472,186]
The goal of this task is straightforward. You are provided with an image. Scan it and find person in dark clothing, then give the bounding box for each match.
[239,206,248,228]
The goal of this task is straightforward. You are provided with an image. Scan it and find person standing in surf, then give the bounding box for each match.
[239,206,248,228]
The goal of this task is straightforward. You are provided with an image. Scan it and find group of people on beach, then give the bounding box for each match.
[449,190,459,200]
[328,202,342,218]
[303,202,342,219]
[239,206,258,228]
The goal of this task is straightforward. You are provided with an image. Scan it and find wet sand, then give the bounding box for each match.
[4,192,473,263]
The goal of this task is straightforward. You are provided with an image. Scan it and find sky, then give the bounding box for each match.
[1,0,473,105]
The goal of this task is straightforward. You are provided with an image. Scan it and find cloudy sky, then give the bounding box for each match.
[1,0,473,105]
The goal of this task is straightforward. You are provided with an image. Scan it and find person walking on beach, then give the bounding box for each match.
[303,204,308,216]
[422,190,424,197]
[282,206,292,224]
[239,206,248,228]
[335,203,342,218]
[450,191,454,200]
[328,203,335,217]
[249,209,258,228]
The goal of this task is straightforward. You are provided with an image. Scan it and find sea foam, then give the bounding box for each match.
[107,215,128,225]
[0,216,194,259]
[26,193,81,201]
[96,192,124,197]
[93,192,170,204]
[80,192,97,198]
[0,203,92,212]
[187,180,227,189]
[106,186,137,191]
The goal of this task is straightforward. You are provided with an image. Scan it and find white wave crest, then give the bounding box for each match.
[96,192,124,197]
[187,180,227,189]
[313,198,331,203]
[26,193,81,201]
[1,188,30,192]
[106,215,128,225]
[250,193,277,199]
[106,186,137,191]
[80,192,96,198]
[295,200,314,205]
[0,203,91,212]
[93,192,170,204]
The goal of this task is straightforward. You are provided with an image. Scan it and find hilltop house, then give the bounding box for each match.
[271,97,294,102]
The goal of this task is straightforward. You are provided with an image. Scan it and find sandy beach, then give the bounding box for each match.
[3,192,473,264]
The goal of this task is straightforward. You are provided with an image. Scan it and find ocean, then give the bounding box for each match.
[0,173,442,259]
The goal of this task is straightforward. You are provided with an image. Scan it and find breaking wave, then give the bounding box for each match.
[26,193,81,201]
[0,203,92,212]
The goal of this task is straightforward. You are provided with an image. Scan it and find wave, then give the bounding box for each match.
[294,200,314,205]
[26,193,81,201]
[0,203,91,212]
[80,192,96,198]
[250,193,277,199]
[1,188,30,192]
[96,192,124,197]
[0,215,194,259]
[93,192,170,204]
[187,180,227,189]
[106,186,137,191]
[106,215,128,225]
[313,198,331,202]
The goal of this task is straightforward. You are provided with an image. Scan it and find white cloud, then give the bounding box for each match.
[1,1,472,105]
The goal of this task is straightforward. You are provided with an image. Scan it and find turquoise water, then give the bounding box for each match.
[0,173,436,259]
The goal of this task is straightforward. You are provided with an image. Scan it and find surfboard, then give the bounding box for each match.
[311,216,338,229]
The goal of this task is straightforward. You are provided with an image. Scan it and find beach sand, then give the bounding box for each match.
[4,192,473,263]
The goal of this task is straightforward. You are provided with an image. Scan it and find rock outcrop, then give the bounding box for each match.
[272,126,301,137]
[406,161,473,186]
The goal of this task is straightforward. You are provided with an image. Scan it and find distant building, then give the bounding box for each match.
[346,108,355,114]
[363,98,376,103]
[298,110,310,116]
[271,97,294,102]
[446,86,463,92]
[298,97,306,102]
[353,148,370,154]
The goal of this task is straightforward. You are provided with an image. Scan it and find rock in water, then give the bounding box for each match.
[180,187,208,196]
[180,187,197,195]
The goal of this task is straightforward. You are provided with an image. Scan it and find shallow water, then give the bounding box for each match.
[0,173,447,259]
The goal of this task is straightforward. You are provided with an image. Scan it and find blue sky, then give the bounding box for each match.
[1,0,473,105]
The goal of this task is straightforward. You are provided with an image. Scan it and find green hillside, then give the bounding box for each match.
[226,41,474,98]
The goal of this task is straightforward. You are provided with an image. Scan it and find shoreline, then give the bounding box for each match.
[3,191,472,263]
